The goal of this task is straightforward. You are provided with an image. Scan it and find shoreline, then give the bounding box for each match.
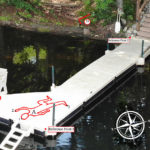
[0,20,120,40]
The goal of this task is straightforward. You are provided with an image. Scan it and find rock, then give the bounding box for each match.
[123,26,128,32]
[127,29,132,34]
[94,35,99,37]
[132,24,136,30]
[133,30,137,34]
[75,1,81,5]
[121,18,127,26]
[19,18,24,22]
[83,28,90,35]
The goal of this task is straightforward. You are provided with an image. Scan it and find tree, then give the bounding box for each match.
[136,0,150,31]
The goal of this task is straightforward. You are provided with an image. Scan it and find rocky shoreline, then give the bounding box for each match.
[0,19,125,40]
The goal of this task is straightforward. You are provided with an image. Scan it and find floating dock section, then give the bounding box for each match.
[0,38,150,143]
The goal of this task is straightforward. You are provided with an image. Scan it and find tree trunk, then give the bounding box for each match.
[136,0,141,31]
[136,0,150,31]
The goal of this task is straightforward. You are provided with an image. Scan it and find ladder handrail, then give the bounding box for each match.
[0,121,32,150]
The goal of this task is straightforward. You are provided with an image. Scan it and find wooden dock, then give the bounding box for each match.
[0,38,150,144]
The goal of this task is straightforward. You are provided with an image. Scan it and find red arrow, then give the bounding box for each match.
[78,14,91,25]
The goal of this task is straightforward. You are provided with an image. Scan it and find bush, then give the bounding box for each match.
[0,0,6,4]
[18,11,32,19]
[79,0,117,25]
[123,0,136,21]
[5,0,40,13]
[94,0,116,25]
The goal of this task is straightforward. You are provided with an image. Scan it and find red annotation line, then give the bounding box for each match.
[78,14,91,25]
[15,96,68,120]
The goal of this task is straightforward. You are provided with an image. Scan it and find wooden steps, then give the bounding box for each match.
[137,31,150,38]
[142,22,150,28]
[144,18,150,23]
[140,27,150,32]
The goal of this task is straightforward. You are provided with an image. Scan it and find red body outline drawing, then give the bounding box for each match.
[15,96,68,120]
[78,14,91,25]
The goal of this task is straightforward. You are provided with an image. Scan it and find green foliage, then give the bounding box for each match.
[94,0,116,25]
[18,10,32,19]
[49,9,54,14]
[79,0,116,25]
[13,46,47,64]
[123,0,136,21]
[56,21,63,26]
[4,0,41,13]
[0,16,11,21]
[39,48,47,59]
[13,46,36,64]
[83,0,91,8]
[0,0,6,4]
[40,17,49,23]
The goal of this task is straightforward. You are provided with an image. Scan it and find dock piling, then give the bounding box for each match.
[105,43,110,54]
[136,40,145,66]
[52,65,55,85]
[52,103,55,126]
[51,65,56,91]
[107,43,109,50]
[141,40,144,58]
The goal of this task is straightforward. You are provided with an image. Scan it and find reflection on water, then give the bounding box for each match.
[0,26,110,94]
[1,26,150,150]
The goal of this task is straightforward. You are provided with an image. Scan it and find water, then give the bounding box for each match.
[0,26,150,150]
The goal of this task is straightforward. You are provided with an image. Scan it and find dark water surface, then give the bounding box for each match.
[0,26,150,150]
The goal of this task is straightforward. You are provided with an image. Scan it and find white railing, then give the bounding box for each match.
[0,68,8,94]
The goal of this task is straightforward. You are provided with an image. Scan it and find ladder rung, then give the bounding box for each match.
[13,128,24,134]
[0,122,32,150]
[5,141,15,147]
[0,146,13,150]
[11,135,20,140]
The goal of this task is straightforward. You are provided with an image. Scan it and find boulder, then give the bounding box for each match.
[121,18,126,26]
[123,26,128,32]
[83,28,90,35]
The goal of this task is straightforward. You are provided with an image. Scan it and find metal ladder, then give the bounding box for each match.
[0,122,32,150]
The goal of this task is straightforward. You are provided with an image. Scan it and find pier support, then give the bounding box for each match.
[50,65,56,91]
[105,43,111,54]
[137,40,145,66]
